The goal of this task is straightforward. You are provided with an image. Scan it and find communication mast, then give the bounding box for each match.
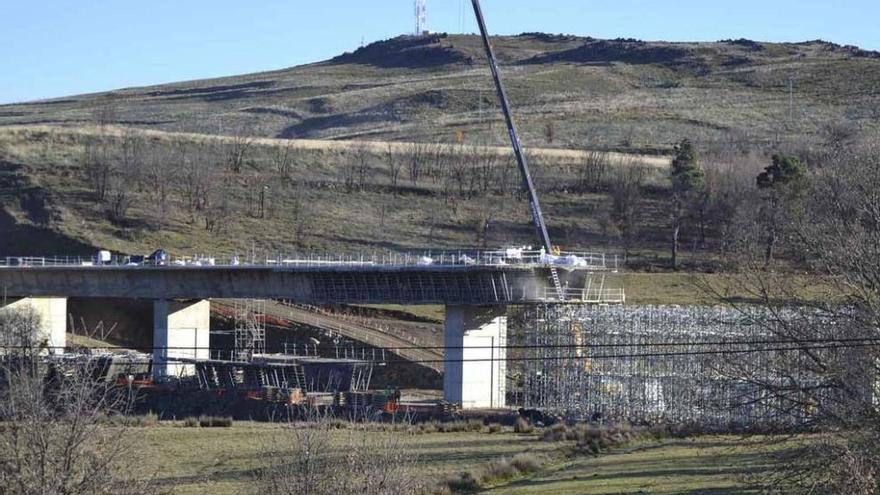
[415,0,428,36]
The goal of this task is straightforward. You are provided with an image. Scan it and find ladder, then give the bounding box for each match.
[549,267,565,301]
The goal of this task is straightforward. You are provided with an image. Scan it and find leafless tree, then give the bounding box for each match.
[607,163,646,258]
[0,307,164,495]
[405,141,428,186]
[341,145,371,193]
[253,418,425,495]
[579,151,611,192]
[384,143,402,193]
[82,135,113,201]
[179,143,220,221]
[144,140,177,218]
[105,130,144,222]
[204,177,234,233]
[226,128,255,173]
[711,141,880,494]
[272,140,296,177]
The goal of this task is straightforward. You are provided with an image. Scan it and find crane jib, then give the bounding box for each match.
[470,0,554,254]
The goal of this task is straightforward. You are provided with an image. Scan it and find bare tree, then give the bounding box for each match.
[82,136,113,201]
[341,145,371,193]
[105,130,144,222]
[713,142,880,494]
[579,151,611,192]
[226,128,255,173]
[405,141,428,186]
[608,163,646,258]
[0,308,164,495]
[384,143,402,193]
[254,418,425,495]
[272,140,296,177]
[144,140,177,218]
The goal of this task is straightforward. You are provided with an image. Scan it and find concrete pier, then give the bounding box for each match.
[443,306,506,408]
[153,299,210,378]
[1,297,67,353]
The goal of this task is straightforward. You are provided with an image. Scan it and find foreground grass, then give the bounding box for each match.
[482,436,793,494]
[127,423,796,495]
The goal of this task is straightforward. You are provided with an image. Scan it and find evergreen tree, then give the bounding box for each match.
[669,139,705,269]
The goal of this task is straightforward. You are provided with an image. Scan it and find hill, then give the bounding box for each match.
[0,34,877,272]
[2,34,878,152]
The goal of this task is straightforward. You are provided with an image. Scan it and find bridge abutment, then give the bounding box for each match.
[443,306,506,409]
[1,297,67,353]
[153,299,210,379]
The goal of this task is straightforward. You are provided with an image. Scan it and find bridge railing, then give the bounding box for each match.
[0,249,619,271]
[538,287,627,304]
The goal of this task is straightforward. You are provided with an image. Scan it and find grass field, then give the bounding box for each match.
[127,423,797,494]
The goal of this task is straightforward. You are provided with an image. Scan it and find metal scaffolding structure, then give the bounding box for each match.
[233,299,266,361]
[518,305,871,429]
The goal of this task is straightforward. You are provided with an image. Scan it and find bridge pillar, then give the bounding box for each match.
[0,297,67,354]
[443,306,506,409]
[153,299,210,379]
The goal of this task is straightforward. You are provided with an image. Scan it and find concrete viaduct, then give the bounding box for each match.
[0,261,582,408]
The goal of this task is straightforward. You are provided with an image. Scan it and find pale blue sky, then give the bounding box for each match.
[1,0,877,104]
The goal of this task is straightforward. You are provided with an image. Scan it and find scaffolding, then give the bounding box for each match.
[233,299,266,361]
[518,305,871,429]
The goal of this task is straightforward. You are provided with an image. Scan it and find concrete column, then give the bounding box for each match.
[153,299,210,379]
[444,306,507,409]
[1,297,67,354]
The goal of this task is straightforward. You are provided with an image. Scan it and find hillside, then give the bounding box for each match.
[0,34,877,272]
[2,34,879,152]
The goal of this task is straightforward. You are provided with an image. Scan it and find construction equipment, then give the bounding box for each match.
[470,0,565,300]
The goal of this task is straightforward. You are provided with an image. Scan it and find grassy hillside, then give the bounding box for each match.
[1,34,878,152]
[0,125,674,267]
[0,34,876,271]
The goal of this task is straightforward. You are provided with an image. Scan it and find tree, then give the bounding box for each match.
[716,145,880,493]
[384,143,402,193]
[225,128,255,173]
[105,130,143,222]
[82,136,113,202]
[756,153,806,264]
[669,139,705,269]
[608,164,645,258]
[272,140,296,177]
[0,307,163,495]
[254,418,425,495]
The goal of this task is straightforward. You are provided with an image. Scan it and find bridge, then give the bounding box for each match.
[0,249,623,408]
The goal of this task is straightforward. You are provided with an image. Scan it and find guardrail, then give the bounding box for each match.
[539,287,626,304]
[0,249,620,271]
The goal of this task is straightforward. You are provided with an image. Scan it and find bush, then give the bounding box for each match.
[198,415,233,428]
[437,420,484,433]
[514,417,535,434]
[183,416,200,428]
[487,423,503,434]
[444,471,480,492]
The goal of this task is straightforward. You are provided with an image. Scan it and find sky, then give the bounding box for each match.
[1,0,878,104]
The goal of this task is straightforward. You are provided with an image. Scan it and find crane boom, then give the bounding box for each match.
[470,0,553,254]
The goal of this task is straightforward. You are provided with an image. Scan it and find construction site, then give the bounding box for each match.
[1,0,873,435]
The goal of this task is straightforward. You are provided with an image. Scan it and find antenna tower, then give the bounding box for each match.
[415,0,428,36]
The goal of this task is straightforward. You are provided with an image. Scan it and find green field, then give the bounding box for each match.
[127,423,798,495]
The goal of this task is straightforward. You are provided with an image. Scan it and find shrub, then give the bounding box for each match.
[437,419,484,433]
[198,415,233,427]
[487,423,503,434]
[514,417,535,434]
[183,416,199,428]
